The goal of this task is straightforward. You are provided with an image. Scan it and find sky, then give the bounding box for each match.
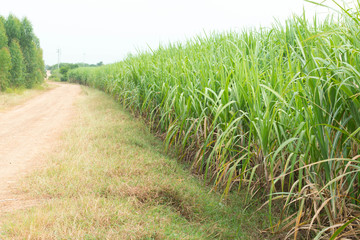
[0,0,340,66]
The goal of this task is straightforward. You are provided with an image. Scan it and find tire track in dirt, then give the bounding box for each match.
[0,83,81,213]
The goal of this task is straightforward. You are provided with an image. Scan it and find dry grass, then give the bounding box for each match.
[0,82,55,111]
[0,87,271,239]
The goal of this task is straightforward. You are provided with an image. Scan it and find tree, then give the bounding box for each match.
[9,39,25,87]
[0,14,45,90]
[20,17,33,47]
[5,14,22,44]
[0,17,8,48]
[0,47,12,90]
[21,30,45,87]
[22,41,38,87]
[20,17,36,87]
[0,19,11,90]
[59,65,70,81]
[34,46,45,84]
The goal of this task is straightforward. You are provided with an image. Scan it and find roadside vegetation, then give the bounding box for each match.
[0,14,45,91]
[68,2,360,239]
[1,87,270,239]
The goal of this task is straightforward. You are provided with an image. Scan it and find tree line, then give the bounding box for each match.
[47,62,103,82]
[0,14,45,91]
[46,62,103,71]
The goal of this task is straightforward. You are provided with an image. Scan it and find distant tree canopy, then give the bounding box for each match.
[46,62,104,71]
[0,14,45,90]
[46,62,103,82]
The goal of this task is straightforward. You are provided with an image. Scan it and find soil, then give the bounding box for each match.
[0,82,81,214]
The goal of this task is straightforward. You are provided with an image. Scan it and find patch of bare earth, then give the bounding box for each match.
[0,83,81,216]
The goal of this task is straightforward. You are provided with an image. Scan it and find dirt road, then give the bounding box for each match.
[0,83,81,212]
